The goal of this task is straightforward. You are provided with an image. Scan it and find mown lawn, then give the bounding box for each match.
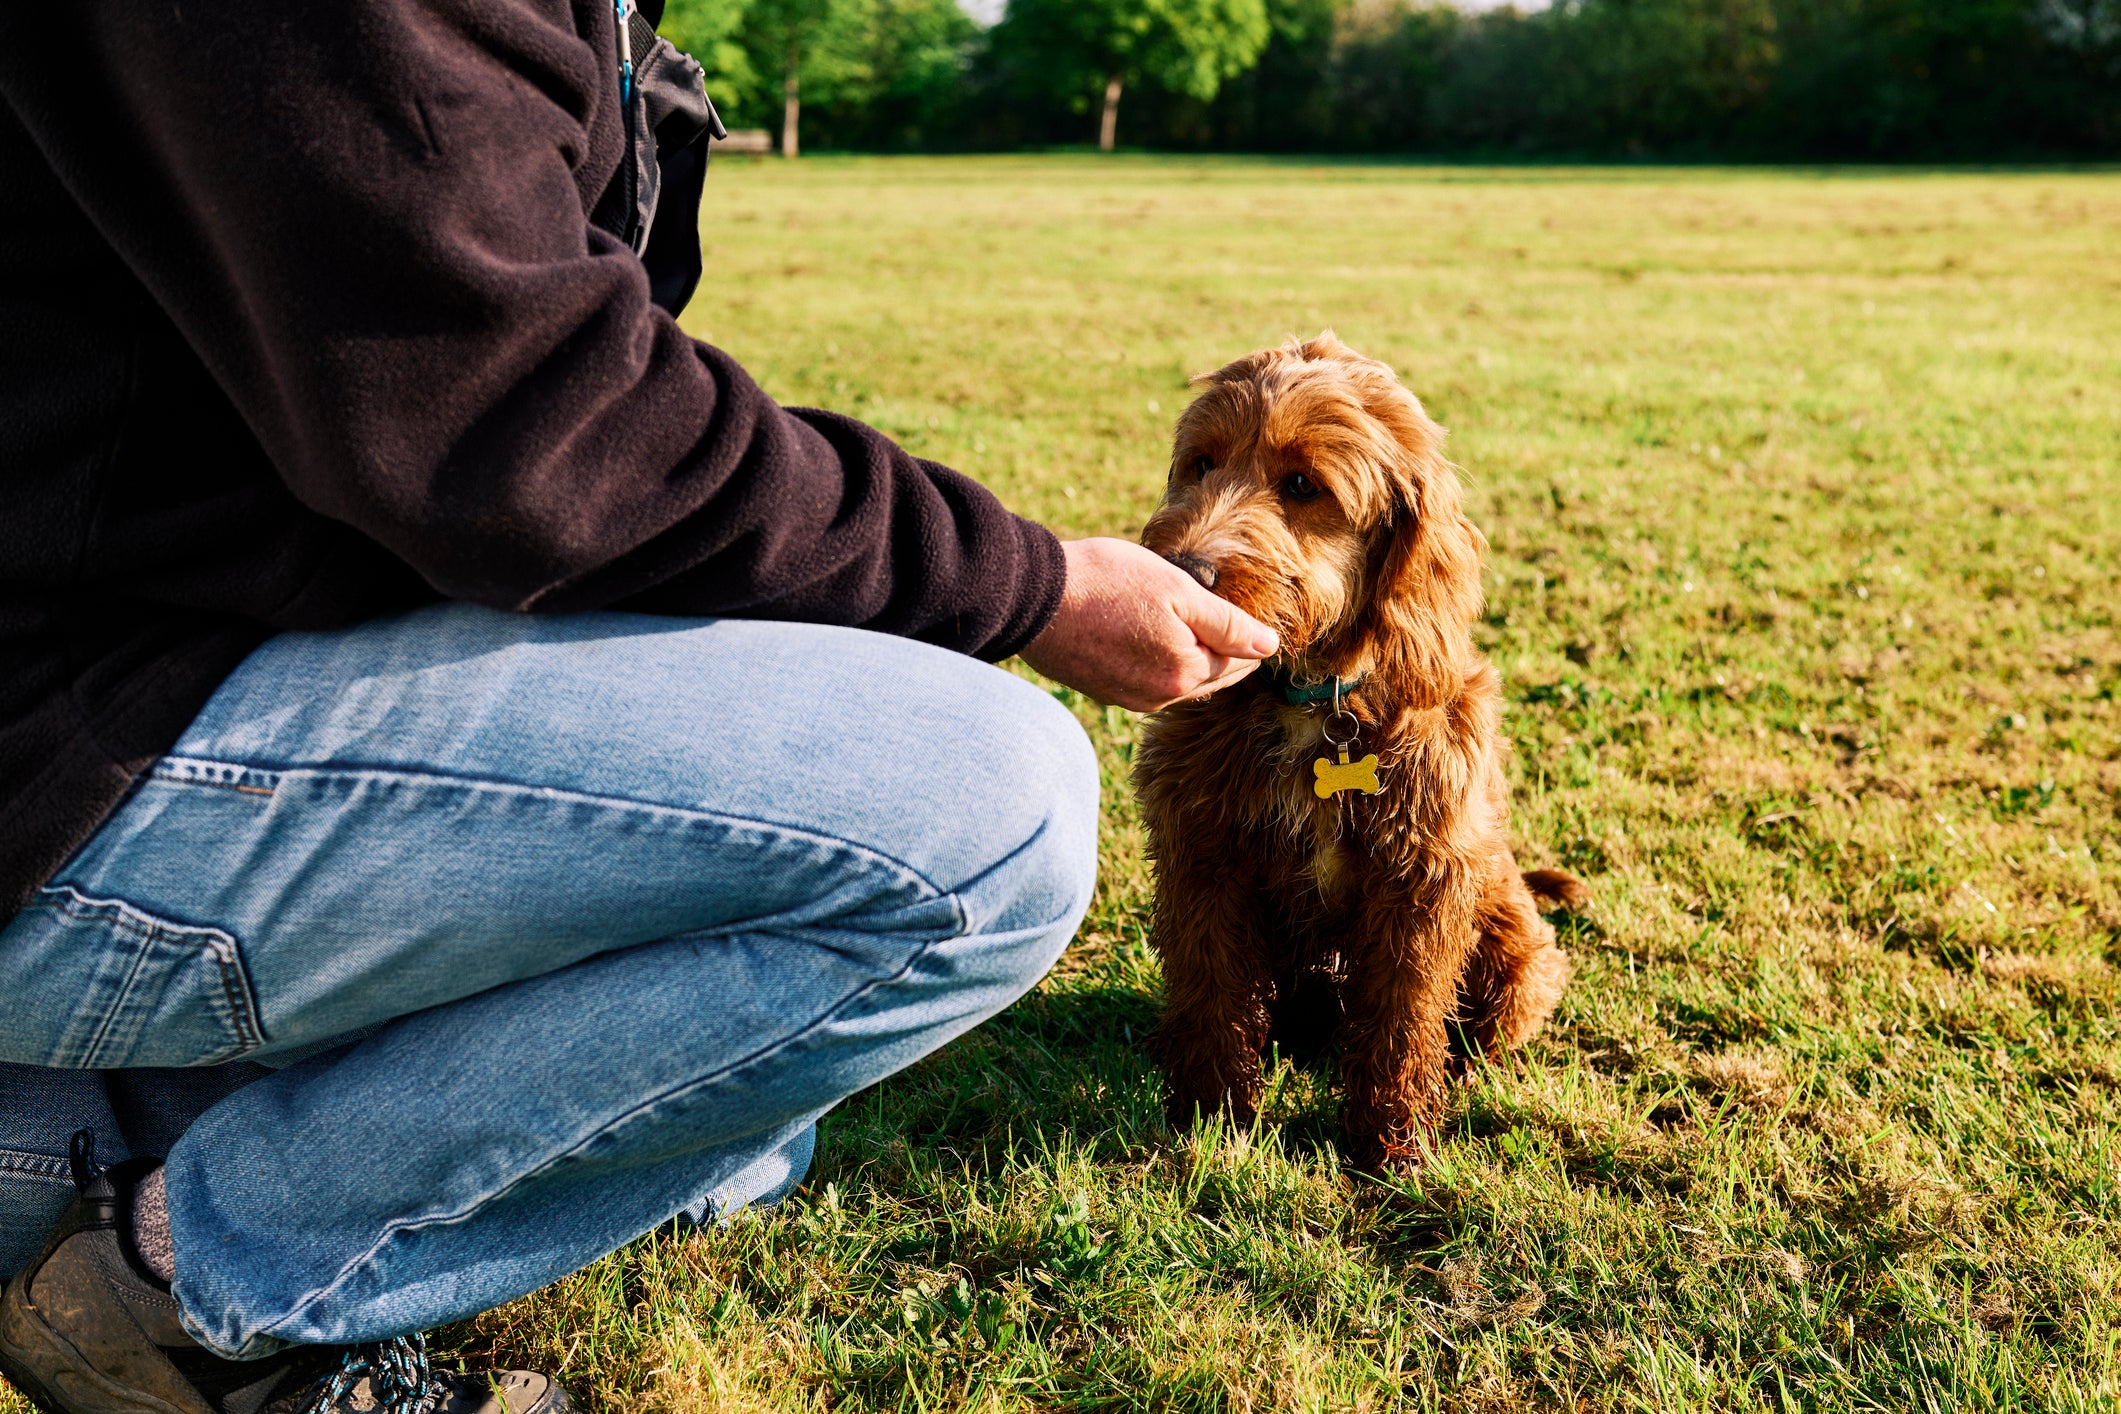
[13,156,2115,1414]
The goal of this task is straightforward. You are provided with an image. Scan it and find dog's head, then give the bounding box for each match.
[1141,332,1485,686]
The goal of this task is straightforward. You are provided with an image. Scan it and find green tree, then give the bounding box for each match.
[659,0,763,125]
[993,0,1272,149]
[797,0,981,149]
[739,0,858,155]
[1192,0,1349,149]
[665,0,975,151]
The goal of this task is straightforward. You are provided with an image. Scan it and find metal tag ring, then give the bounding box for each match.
[1323,707,1361,748]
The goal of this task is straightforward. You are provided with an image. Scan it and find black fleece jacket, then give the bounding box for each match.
[0,0,1066,920]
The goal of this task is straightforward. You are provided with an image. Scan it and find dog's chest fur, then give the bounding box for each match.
[1264,704,1362,900]
[1138,689,1380,912]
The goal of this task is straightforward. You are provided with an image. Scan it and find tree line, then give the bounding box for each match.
[660,0,2120,158]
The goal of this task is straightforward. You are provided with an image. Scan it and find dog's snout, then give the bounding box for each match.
[1165,553,1219,591]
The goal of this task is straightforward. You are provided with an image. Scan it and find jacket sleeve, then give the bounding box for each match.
[2,0,1062,659]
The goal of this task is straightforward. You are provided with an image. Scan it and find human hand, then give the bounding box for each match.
[1019,537,1279,713]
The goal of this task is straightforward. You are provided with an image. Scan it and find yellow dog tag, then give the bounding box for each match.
[1313,748,1382,799]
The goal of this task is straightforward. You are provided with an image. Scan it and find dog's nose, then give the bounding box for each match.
[1164,553,1219,590]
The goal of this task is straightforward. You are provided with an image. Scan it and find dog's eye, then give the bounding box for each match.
[1192,455,1215,479]
[1280,471,1322,502]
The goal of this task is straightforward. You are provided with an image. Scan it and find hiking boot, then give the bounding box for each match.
[0,1134,570,1414]
[270,1337,569,1414]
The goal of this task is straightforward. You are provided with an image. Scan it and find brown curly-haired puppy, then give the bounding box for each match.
[1134,332,1585,1172]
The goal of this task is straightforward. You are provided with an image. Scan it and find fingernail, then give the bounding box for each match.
[1252,632,1280,657]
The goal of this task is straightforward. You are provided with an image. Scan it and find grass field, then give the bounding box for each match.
[463,159,2121,1411]
[436,158,2121,1411]
[12,157,2117,1414]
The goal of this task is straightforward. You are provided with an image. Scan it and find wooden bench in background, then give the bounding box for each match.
[711,130,774,156]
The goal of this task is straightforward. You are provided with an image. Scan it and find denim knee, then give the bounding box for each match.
[958,675,1099,983]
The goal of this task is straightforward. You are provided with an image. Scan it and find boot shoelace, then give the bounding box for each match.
[58,1132,452,1414]
[305,1334,446,1414]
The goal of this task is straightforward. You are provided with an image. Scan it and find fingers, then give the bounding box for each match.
[1181,652,1266,702]
[1168,573,1279,660]
[1018,538,1280,712]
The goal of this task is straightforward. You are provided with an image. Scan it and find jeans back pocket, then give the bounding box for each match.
[0,886,265,1069]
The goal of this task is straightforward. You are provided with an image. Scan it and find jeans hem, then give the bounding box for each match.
[239,927,956,1349]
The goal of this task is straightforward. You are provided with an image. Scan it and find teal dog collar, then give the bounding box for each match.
[1264,667,1370,707]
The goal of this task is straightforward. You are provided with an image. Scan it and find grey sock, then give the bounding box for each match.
[131,1165,178,1283]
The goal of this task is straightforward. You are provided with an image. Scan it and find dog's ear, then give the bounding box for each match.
[1356,450,1486,688]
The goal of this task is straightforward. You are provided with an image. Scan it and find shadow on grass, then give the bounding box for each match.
[812,969,1365,1188]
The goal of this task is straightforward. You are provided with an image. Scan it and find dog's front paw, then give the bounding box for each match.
[1340,1127,1429,1174]
[1154,1020,1266,1132]
[1340,1082,1445,1173]
[1163,1078,1260,1133]
[1162,1055,1255,1136]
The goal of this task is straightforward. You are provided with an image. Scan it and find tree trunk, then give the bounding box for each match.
[1098,75,1122,153]
[782,67,801,159]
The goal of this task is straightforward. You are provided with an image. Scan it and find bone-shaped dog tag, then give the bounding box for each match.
[1313,747,1382,799]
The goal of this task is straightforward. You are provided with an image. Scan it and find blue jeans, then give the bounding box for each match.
[0,606,1097,1358]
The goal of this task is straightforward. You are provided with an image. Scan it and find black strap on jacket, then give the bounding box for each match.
[590,0,725,315]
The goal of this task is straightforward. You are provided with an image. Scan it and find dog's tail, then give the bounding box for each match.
[1522,868,1590,914]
